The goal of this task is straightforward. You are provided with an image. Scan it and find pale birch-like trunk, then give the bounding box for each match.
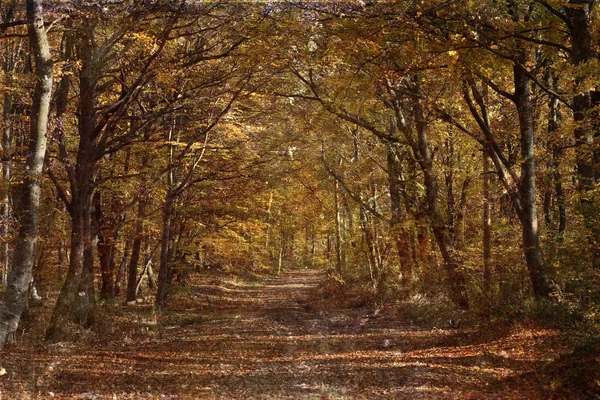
[0,0,52,343]
[1,93,12,286]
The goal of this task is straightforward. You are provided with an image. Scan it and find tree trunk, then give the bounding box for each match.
[1,93,12,286]
[135,252,155,296]
[46,28,99,340]
[566,0,600,266]
[95,194,117,300]
[114,240,130,297]
[311,223,316,268]
[278,240,284,274]
[463,68,551,299]
[333,180,344,276]
[46,192,96,341]
[155,194,174,310]
[513,60,552,298]
[0,0,52,343]
[545,69,567,242]
[126,199,146,302]
[386,142,412,278]
[483,152,492,307]
[568,0,595,190]
[543,190,552,228]
[360,206,380,290]
[146,252,157,291]
[554,146,567,242]
[412,89,469,309]
[97,234,115,300]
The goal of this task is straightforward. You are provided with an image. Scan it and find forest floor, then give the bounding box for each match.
[0,269,597,399]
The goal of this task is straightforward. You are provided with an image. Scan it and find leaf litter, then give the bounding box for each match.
[0,270,578,399]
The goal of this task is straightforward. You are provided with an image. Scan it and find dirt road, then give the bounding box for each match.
[0,269,564,399]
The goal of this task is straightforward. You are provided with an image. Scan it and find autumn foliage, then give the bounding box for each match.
[0,0,599,398]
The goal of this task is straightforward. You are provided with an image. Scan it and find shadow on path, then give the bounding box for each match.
[0,269,565,399]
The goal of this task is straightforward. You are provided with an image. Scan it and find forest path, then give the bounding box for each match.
[1,269,564,399]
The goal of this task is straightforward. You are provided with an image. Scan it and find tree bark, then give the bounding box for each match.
[545,69,567,242]
[156,119,176,310]
[483,152,492,307]
[126,200,146,302]
[46,191,96,341]
[0,0,52,343]
[513,60,552,298]
[386,142,412,278]
[566,0,600,266]
[145,251,157,291]
[553,146,567,242]
[114,240,130,296]
[95,194,118,300]
[412,89,469,309]
[333,179,344,277]
[568,0,595,190]
[461,71,552,299]
[155,194,174,310]
[1,92,12,286]
[360,205,380,291]
[46,27,99,341]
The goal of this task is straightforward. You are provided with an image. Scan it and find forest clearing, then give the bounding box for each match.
[1,0,600,398]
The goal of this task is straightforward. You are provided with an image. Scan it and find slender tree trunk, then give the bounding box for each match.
[545,69,567,242]
[98,235,115,299]
[360,206,379,290]
[445,138,456,244]
[0,0,52,343]
[95,194,116,300]
[513,60,552,298]
[333,180,343,276]
[311,223,316,268]
[134,244,156,295]
[303,224,310,265]
[341,192,348,274]
[543,190,552,227]
[57,215,68,265]
[554,146,567,242]
[387,142,411,278]
[455,177,471,250]
[483,152,492,307]
[156,126,179,303]
[412,89,469,309]
[325,231,332,261]
[155,194,173,310]
[265,191,273,250]
[146,253,157,291]
[1,93,12,286]
[126,200,145,302]
[99,201,126,300]
[114,240,130,297]
[0,32,23,287]
[135,250,155,296]
[51,31,73,270]
[278,240,284,274]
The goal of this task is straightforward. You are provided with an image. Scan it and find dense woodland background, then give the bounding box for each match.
[0,0,599,356]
